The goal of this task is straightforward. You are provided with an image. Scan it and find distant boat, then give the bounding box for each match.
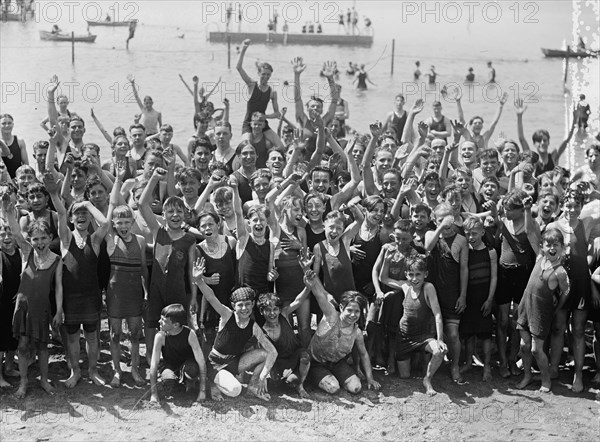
[209,31,373,46]
[86,19,138,27]
[39,30,97,43]
[541,48,599,58]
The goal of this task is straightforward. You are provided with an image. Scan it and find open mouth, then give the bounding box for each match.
[328,232,338,240]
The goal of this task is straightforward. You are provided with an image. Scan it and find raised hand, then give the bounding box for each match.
[514,98,527,115]
[410,98,424,114]
[192,256,206,280]
[450,119,465,134]
[115,160,128,182]
[90,108,96,118]
[127,74,135,83]
[369,121,383,139]
[192,75,199,84]
[227,175,238,188]
[280,107,287,116]
[417,121,429,138]
[242,38,251,48]
[291,57,306,75]
[43,171,60,194]
[298,247,314,271]
[49,75,60,94]
[321,60,337,79]
[499,92,508,106]
[152,167,167,180]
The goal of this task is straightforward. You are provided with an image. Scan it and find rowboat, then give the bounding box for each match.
[39,30,97,43]
[209,31,373,46]
[541,48,599,58]
[86,19,137,27]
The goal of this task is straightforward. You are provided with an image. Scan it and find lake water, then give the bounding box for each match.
[1,0,598,168]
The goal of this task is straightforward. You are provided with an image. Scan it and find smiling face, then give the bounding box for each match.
[258,67,272,86]
[16,172,36,191]
[143,96,154,110]
[114,137,130,156]
[180,177,200,200]
[392,228,413,248]
[480,158,499,177]
[310,171,331,194]
[130,128,146,147]
[411,211,429,233]
[193,145,212,171]
[538,195,557,221]
[324,218,344,243]
[381,172,400,199]
[562,196,582,220]
[423,180,440,201]
[405,268,427,289]
[543,239,564,263]
[247,211,268,238]
[70,208,91,231]
[480,181,499,202]
[460,142,477,166]
[88,183,108,209]
[266,150,284,176]
[533,134,550,154]
[307,99,324,115]
[163,204,185,230]
[502,143,518,166]
[0,225,15,254]
[69,120,85,142]
[375,150,393,174]
[0,115,14,135]
[113,216,134,240]
[233,299,254,319]
[464,225,484,248]
[30,229,52,254]
[28,191,48,213]
[198,214,218,238]
[251,118,266,136]
[454,173,472,196]
[339,301,361,325]
[366,202,385,226]
[260,303,280,326]
[587,148,599,170]
[240,145,257,169]
[470,117,483,135]
[253,176,271,200]
[306,196,325,223]
[215,126,232,149]
[215,196,233,219]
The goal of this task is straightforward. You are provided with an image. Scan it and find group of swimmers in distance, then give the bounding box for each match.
[1,37,600,405]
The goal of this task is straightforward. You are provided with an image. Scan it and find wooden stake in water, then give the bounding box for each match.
[391,39,395,75]
[227,35,231,69]
[71,32,75,64]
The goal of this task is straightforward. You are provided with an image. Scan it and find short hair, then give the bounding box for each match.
[335,170,351,185]
[246,204,270,220]
[362,195,386,213]
[563,187,585,206]
[310,166,333,181]
[339,291,367,317]
[192,136,214,154]
[537,189,559,205]
[586,143,600,156]
[441,183,461,200]
[27,219,52,237]
[281,194,303,211]
[69,115,85,127]
[15,165,36,177]
[84,177,108,200]
[422,171,440,186]
[393,218,412,232]
[112,204,134,219]
[236,140,256,156]
[257,292,283,311]
[433,202,454,218]
[197,210,220,225]
[113,126,126,137]
[478,148,499,162]
[499,139,521,153]
[163,196,186,213]
[0,113,14,121]
[395,93,405,101]
[463,215,483,231]
[71,161,88,176]
[213,120,232,133]
[532,129,550,143]
[129,123,146,132]
[161,304,187,327]
[469,116,484,125]
[160,124,174,133]
[251,112,266,122]
[257,62,273,72]
[213,187,233,205]
[26,183,49,199]
[406,254,428,273]
[83,143,100,155]
[520,150,539,164]
[542,228,564,245]
[432,101,442,107]
[304,191,327,208]
[480,175,500,188]
[231,287,255,304]
[411,203,432,218]
[452,166,473,179]
[33,140,50,152]
[111,135,130,151]
[177,167,202,184]
[503,189,527,211]
[324,210,345,225]
[538,170,559,185]
[382,167,403,183]
[250,168,272,189]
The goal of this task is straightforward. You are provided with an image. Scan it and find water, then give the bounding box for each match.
[1,1,597,166]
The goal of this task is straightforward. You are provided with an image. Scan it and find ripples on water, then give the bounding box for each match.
[1,1,597,167]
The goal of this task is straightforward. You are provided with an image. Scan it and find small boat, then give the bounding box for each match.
[39,30,97,43]
[86,19,138,27]
[209,31,373,46]
[541,48,599,58]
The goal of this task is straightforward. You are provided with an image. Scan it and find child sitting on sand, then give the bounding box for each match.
[150,304,206,403]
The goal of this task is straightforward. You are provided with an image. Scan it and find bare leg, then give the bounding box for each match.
[65,330,82,388]
[482,338,492,381]
[145,327,157,368]
[571,309,587,393]
[507,304,521,375]
[109,318,123,387]
[295,299,312,349]
[128,316,145,385]
[516,330,533,389]
[15,337,29,398]
[460,336,475,374]
[0,352,10,387]
[85,329,105,386]
[5,350,19,377]
[37,345,54,394]
[549,309,567,379]
[496,303,511,377]
[592,322,600,384]
[423,340,446,395]
[531,336,551,392]
[445,322,462,382]
[238,349,270,401]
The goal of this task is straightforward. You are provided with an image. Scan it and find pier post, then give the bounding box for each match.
[227,35,231,69]
[71,32,75,64]
[391,39,395,75]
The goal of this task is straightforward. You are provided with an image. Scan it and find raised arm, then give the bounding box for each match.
[483,93,508,144]
[90,108,113,144]
[514,98,531,153]
[44,172,72,253]
[401,99,424,145]
[178,73,194,96]
[291,57,307,123]
[331,139,360,210]
[1,195,30,253]
[236,39,254,86]
[303,268,338,322]
[305,115,326,172]
[553,118,576,164]
[127,74,145,111]
[138,168,165,236]
[192,257,233,319]
[46,75,60,128]
[321,61,339,123]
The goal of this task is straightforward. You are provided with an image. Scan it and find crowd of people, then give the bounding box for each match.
[1,39,600,405]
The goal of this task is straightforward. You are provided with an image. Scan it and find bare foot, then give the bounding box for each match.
[451,366,463,383]
[110,372,121,388]
[482,366,492,382]
[15,384,27,398]
[423,378,437,396]
[131,369,145,386]
[498,365,511,378]
[516,375,533,390]
[247,385,271,401]
[4,366,19,377]
[296,384,311,399]
[572,372,584,393]
[386,363,396,375]
[90,371,106,387]
[210,383,223,402]
[0,378,11,388]
[549,366,559,379]
[40,380,54,395]
[459,363,473,374]
[539,379,551,393]
[509,361,521,376]
[591,373,600,385]
[65,370,81,388]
